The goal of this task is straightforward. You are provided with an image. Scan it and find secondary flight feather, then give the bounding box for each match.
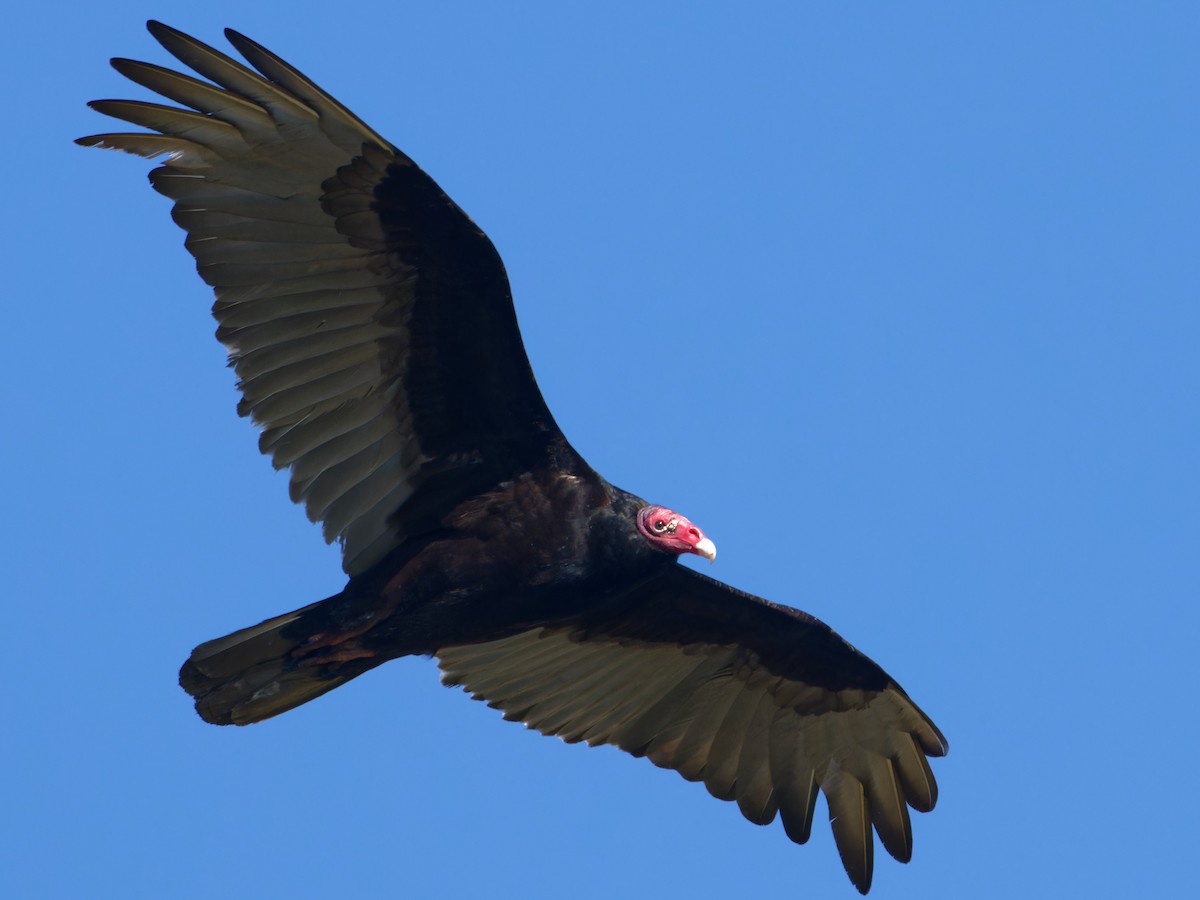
[79,22,947,894]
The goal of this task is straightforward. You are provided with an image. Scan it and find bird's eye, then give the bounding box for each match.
[653,520,668,533]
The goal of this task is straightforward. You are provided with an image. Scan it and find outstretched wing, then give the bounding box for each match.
[437,565,947,895]
[78,22,571,575]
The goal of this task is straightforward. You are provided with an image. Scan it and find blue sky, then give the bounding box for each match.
[5,3,1197,897]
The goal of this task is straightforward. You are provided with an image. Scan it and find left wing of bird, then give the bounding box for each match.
[437,565,947,894]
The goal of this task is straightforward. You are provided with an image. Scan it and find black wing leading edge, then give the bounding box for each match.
[78,22,569,575]
[81,24,948,894]
[438,565,948,894]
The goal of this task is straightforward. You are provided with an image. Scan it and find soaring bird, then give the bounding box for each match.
[79,22,947,893]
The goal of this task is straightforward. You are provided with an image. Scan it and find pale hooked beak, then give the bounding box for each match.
[694,537,717,563]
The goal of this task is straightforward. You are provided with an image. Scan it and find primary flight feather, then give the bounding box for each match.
[79,22,947,893]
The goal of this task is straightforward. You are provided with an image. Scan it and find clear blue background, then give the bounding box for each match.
[5,3,1196,897]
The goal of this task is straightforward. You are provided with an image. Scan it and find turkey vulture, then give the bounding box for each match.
[79,22,947,894]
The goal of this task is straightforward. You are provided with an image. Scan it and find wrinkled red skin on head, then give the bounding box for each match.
[636,505,709,557]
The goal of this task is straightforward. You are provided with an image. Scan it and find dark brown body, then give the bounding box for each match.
[87,24,947,893]
[181,467,670,726]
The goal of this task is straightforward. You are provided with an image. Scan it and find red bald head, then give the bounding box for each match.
[636,505,716,562]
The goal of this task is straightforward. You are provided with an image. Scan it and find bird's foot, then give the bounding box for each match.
[294,621,373,654]
[294,640,378,668]
[290,594,400,669]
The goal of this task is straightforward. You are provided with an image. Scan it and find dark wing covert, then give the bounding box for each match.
[78,22,569,575]
[437,565,948,894]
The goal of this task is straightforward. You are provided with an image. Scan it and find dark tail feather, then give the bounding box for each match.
[179,596,380,726]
